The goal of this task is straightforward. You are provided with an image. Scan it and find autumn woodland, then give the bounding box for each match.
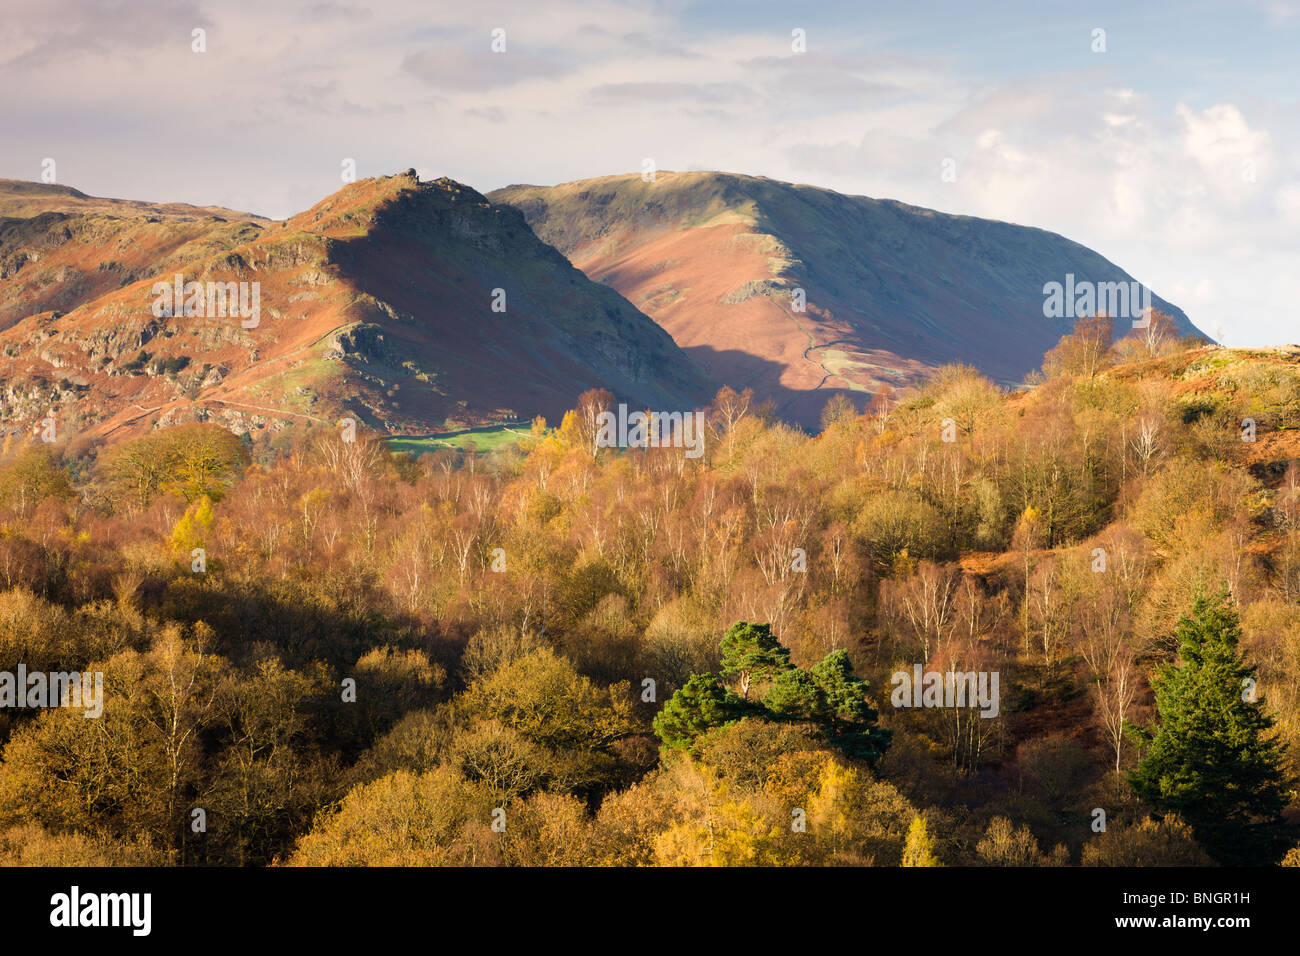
[1,318,1297,867]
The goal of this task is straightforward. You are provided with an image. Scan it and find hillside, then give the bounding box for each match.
[1,342,1297,868]
[0,180,270,333]
[0,179,270,222]
[0,171,709,443]
[490,172,1204,426]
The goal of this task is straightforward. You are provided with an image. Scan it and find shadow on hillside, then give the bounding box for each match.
[683,344,882,430]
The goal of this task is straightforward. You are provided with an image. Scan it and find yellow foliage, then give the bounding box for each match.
[170,495,214,555]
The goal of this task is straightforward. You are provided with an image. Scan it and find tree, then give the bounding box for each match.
[449,719,549,800]
[352,646,444,738]
[652,758,785,866]
[100,424,248,509]
[710,386,753,459]
[459,648,638,794]
[976,816,1044,866]
[808,650,891,766]
[170,495,215,556]
[1137,309,1178,358]
[1092,643,1139,794]
[854,492,947,571]
[719,622,791,700]
[820,394,857,431]
[1025,557,1068,667]
[763,668,828,722]
[1081,816,1212,866]
[930,364,1001,435]
[880,561,960,662]
[0,626,227,850]
[207,656,332,865]
[652,673,743,751]
[166,424,250,501]
[0,447,73,519]
[1129,414,1164,478]
[0,823,166,866]
[1043,315,1114,378]
[575,388,614,460]
[901,816,940,866]
[1128,592,1292,864]
[1012,506,1044,643]
[287,767,496,866]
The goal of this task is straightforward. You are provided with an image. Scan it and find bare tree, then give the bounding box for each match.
[710,386,753,459]
[318,430,385,491]
[575,388,614,460]
[1026,557,1068,667]
[881,561,961,662]
[1129,414,1163,478]
[1093,644,1139,796]
[1138,309,1178,357]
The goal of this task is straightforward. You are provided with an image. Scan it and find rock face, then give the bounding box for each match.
[491,171,1205,426]
[0,172,711,442]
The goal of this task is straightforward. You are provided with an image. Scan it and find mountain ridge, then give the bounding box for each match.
[0,171,710,445]
[491,171,1204,425]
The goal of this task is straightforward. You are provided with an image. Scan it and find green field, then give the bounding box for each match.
[388,423,532,456]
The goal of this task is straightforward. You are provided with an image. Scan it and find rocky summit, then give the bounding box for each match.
[0,171,710,444]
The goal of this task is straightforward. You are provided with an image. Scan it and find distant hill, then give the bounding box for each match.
[0,179,271,332]
[0,171,710,443]
[0,177,270,221]
[491,171,1205,425]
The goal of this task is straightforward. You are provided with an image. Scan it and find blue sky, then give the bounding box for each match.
[3,0,1297,345]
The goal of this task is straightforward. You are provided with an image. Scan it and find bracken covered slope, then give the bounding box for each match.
[491,171,1204,426]
[0,171,710,443]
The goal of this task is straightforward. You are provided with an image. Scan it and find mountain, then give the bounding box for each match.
[490,171,1205,425]
[0,179,270,332]
[0,171,709,443]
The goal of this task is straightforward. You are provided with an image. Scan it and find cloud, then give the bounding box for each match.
[0,0,206,68]
[464,106,506,123]
[588,81,754,106]
[402,47,570,91]
[0,0,1296,345]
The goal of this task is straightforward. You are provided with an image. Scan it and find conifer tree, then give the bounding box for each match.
[809,649,891,765]
[719,622,791,700]
[1128,592,1292,864]
[653,674,743,751]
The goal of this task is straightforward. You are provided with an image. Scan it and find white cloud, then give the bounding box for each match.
[1,0,1296,346]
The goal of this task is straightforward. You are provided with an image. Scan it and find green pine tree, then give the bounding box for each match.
[763,667,829,722]
[1127,591,1292,864]
[653,673,743,751]
[809,649,891,766]
[719,622,791,700]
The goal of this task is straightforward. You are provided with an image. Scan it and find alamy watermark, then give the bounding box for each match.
[890,664,1000,718]
[152,273,260,328]
[0,666,104,718]
[595,404,705,458]
[50,886,150,936]
[1042,274,1152,327]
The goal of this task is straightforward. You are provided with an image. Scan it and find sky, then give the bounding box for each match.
[3,0,1298,346]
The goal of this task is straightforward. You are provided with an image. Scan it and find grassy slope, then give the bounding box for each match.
[491,171,1205,427]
